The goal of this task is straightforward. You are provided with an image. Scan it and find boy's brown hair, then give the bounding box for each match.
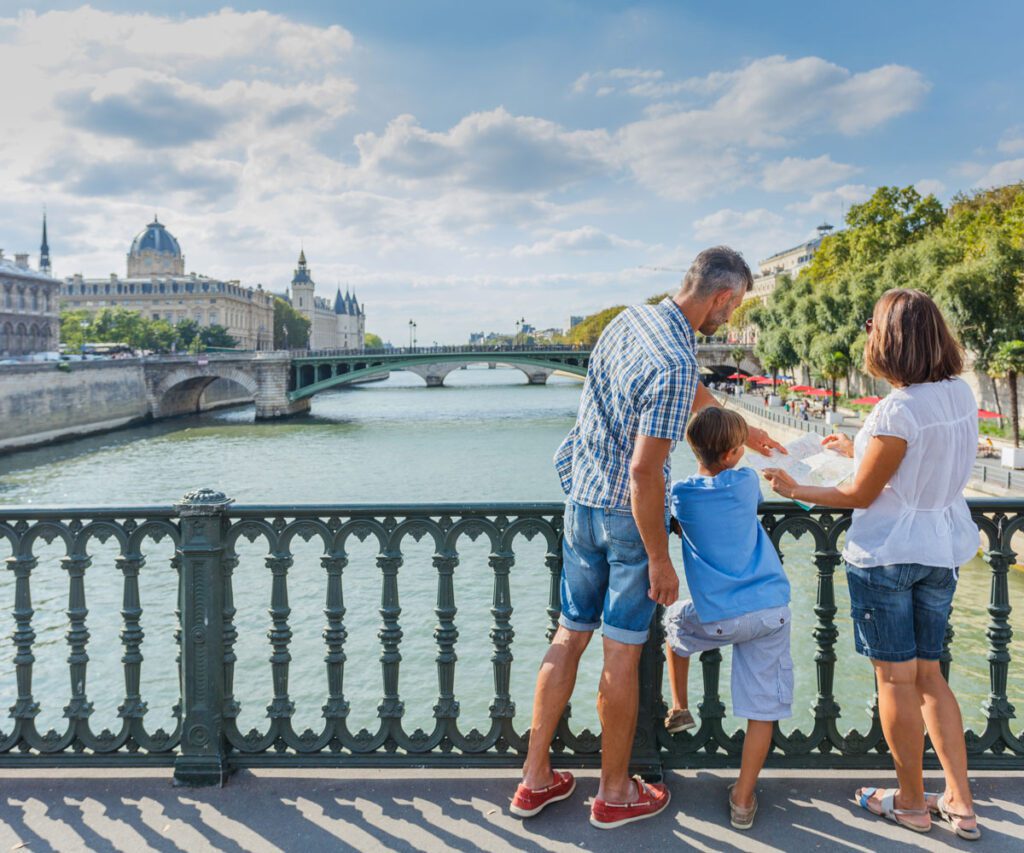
[686,406,748,468]
[863,288,963,386]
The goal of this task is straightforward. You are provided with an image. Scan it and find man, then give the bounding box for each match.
[509,246,783,829]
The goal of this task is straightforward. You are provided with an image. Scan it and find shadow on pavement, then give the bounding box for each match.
[0,768,1021,852]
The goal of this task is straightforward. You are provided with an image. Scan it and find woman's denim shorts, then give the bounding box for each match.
[845,562,957,663]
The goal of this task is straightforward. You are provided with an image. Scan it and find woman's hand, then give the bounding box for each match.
[822,433,854,458]
[763,467,800,499]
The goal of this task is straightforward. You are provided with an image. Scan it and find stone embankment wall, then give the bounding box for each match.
[0,361,151,451]
[0,361,258,452]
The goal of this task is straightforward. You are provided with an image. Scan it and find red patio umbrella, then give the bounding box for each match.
[850,396,882,405]
[806,388,835,397]
[978,409,1003,419]
[789,384,813,393]
[726,372,748,380]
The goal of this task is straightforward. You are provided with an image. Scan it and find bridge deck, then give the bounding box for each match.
[2,767,1018,851]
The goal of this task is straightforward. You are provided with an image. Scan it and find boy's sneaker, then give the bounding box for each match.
[590,776,671,829]
[664,708,695,733]
[728,784,758,830]
[510,770,576,817]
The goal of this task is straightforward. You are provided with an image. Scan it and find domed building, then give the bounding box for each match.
[127,217,185,276]
[62,217,274,350]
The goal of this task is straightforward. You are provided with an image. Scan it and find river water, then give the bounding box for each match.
[0,368,1019,744]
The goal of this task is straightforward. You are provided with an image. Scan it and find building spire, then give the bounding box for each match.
[39,211,51,275]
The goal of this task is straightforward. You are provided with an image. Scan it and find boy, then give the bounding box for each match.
[663,406,792,830]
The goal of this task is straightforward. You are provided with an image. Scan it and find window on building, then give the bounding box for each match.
[152,313,160,320]
[209,310,218,325]
[31,288,38,311]
[194,311,203,324]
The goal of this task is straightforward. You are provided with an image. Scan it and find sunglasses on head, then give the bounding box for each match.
[864,317,873,333]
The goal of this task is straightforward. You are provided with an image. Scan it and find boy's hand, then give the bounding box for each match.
[648,556,679,606]
[746,425,786,457]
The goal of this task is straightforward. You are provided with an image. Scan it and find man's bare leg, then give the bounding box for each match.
[521,626,592,789]
[595,636,644,803]
[665,642,690,711]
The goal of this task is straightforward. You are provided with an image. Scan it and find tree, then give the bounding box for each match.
[813,345,850,412]
[199,325,238,349]
[175,319,201,349]
[567,306,627,346]
[365,332,383,348]
[730,346,746,379]
[755,326,798,392]
[273,297,311,350]
[993,341,1024,447]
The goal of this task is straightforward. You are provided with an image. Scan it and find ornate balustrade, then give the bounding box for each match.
[0,493,1019,786]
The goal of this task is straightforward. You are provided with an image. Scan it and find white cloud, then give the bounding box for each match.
[609,55,926,200]
[354,108,612,193]
[571,67,665,95]
[975,159,1024,187]
[786,184,873,216]
[761,155,858,192]
[512,227,645,256]
[915,178,946,197]
[692,208,784,242]
[998,126,1024,155]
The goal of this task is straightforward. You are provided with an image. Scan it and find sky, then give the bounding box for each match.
[1,1,1022,344]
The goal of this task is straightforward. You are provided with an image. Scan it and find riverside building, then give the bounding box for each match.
[61,218,274,350]
[0,218,60,355]
[285,250,365,350]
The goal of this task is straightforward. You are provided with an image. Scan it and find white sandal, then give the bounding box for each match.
[925,792,981,840]
[855,787,931,833]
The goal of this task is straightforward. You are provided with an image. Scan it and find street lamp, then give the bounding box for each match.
[408,319,414,350]
[519,317,526,347]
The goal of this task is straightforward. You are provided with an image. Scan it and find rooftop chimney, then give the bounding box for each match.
[14,253,29,270]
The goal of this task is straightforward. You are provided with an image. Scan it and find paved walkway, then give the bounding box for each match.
[1,768,1021,852]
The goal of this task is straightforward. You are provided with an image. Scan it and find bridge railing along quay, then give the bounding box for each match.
[0,491,1019,787]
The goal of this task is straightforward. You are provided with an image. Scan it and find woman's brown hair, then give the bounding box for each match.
[863,288,963,386]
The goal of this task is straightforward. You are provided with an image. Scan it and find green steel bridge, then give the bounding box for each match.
[288,343,759,400]
[288,345,592,398]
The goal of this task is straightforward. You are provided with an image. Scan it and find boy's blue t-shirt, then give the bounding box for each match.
[671,467,790,622]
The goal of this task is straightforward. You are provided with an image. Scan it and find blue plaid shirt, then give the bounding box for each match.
[555,298,699,508]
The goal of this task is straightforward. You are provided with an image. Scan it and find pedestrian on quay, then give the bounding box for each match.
[764,289,981,840]
[510,246,784,829]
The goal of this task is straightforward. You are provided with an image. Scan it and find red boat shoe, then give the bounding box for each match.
[590,776,671,829]
[510,770,577,817]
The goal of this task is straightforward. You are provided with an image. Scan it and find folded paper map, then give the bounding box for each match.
[745,432,855,508]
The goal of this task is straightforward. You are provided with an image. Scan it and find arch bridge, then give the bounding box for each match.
[139,343,757,421]
[289,346,593,397]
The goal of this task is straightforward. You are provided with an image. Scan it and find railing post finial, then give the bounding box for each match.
[173,487,233,787]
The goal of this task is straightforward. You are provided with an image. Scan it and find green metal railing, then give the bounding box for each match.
[0,492,1020,786]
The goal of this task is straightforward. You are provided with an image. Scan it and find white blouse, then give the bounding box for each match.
[842,378,979,569]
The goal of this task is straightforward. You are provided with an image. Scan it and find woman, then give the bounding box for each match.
[764,289,980,840]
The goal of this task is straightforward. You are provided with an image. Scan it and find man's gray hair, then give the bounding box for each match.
[679,246,753,298]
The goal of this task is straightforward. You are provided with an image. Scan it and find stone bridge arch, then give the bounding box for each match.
[148,365,259,419]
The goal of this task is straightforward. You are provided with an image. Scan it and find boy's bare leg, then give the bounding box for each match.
[732,720,774,808]
[521,626,592,789]
[665,642,690,710]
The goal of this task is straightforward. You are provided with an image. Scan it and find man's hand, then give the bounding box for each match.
[648,556,679,606]
[746,425,786,457]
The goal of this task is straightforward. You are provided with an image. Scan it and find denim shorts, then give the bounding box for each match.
[665,600,793,721]
[845,562,957,663]
[558,500,658,645]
